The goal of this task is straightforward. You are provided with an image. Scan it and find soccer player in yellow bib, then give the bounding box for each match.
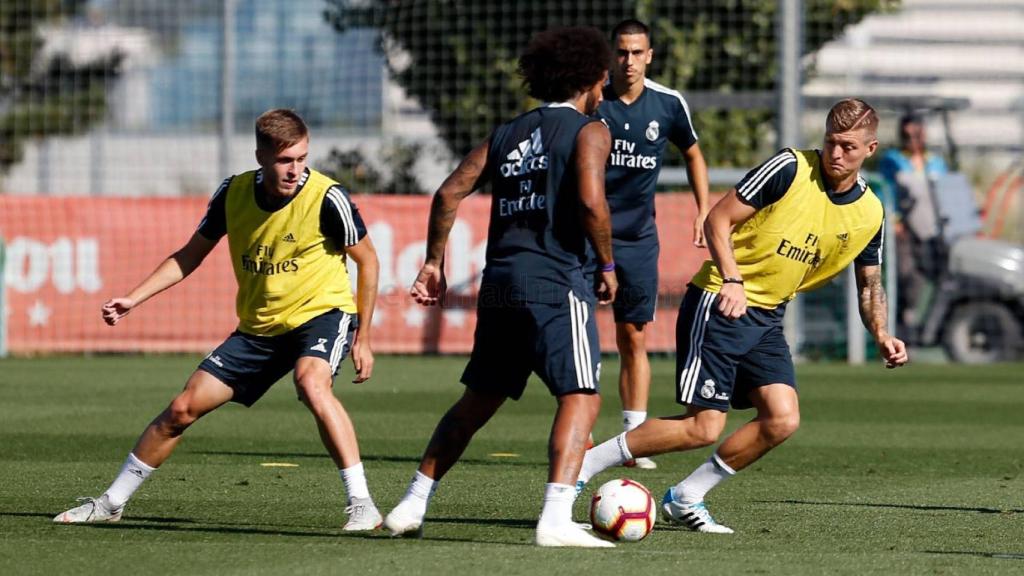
[577,98,909,533]
[54,109,384,531]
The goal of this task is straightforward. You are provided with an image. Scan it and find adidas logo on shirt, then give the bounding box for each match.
[500,127,549,177]
[282,232,296,243]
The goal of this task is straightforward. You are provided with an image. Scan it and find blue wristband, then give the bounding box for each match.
[601,262,616,272]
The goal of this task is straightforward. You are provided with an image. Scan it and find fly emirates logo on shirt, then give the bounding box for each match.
[609,127,658,170]
[776,233,823,268]
[499,127,549,217]
[240,243,299,276]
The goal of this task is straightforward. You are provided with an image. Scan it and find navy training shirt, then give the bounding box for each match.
[480,103,600,304]
[597,78,698,240]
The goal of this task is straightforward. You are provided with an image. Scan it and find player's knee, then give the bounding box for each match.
[441,400,494,439]
[689,416,725,447]
[161,397,197,436]
[615,324,646,355]
[294,375,332,408]
[692,424,722,447]
[763,413,800,445]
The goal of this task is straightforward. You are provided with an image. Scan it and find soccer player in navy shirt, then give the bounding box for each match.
[384,27,618,548]
[597,19,711,468]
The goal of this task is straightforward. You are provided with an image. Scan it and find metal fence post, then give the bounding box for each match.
[779,0,804,357]
[220,0,236,180]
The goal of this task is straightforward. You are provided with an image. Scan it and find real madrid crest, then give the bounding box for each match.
[646,120,659,141]
[700,379,716,399]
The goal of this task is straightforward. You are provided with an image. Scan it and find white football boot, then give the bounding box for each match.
[343,497,383,531]
[383,501,425,537]
[53,496,123,524]
[536,522,615,548]
[661,487,734,534]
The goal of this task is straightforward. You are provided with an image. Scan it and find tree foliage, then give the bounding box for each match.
[319,140,427,195]
[0,0,121,173]
[325,0,895,168]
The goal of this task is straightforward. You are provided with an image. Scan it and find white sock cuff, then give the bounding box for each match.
[622,410,647,432]
[538,483,576,528]
[711,453,736,476]
[341,462,365,477]
[128,452,156,472]
[340,462,370,501]
[615,432,634,462]
[409,470,438,499]
[543,483,574,501]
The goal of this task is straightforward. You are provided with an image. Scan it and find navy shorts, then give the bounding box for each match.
[198,309,358,407]
[461,290,601,400]
[675,285,795,411]
[611,237,659,324]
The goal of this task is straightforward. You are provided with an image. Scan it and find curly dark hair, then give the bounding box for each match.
[518,27,611,103]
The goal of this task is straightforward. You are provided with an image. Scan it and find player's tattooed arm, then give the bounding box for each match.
[576,121,617,304]
[854,263,888,338]
[424,139,490,265]
[576,121,613,264]
[413,138,490,306]
[855,263,909,368]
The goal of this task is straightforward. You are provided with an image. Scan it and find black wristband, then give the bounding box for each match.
[722,277,744,285]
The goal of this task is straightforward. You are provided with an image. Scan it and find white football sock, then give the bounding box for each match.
[675,452,736,504]
[537,483,575,528]
[103,453,155,509]
[340,462,371,502]
[622,410,647,432]
[579,432,632,484]
[396,470,438,518]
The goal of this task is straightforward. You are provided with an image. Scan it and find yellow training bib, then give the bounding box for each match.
[224,169,356,335]
[693,149,883,308]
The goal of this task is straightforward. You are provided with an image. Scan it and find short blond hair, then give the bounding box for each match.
[255,109,308,152]
[826,98,878,138]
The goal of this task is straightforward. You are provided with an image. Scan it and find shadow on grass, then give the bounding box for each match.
[7,510,536,546]
[83,521,384,539]
[428,516,536,529]
[189,450,544,467]
[924,550,1024,561]
[759,499,1023,515]
[2,511,195,524]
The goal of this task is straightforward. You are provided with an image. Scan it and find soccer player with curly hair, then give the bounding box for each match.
[384,26,618,548]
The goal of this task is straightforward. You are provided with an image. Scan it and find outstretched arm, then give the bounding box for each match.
[410,138,490,306]
[102,232,218,325]
[683,142,711,247]
[345,235,379,383]
[576,121,616,305]
[855,263,909,368]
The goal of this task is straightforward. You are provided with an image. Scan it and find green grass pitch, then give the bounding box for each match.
[1,355,1022,575]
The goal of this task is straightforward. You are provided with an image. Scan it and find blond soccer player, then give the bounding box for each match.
[54,109,383,531]
[578,98,908,533]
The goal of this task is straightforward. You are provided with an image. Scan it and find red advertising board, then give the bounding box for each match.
[0,194,710,354]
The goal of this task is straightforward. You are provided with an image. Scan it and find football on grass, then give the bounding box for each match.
[589,478,656,542]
